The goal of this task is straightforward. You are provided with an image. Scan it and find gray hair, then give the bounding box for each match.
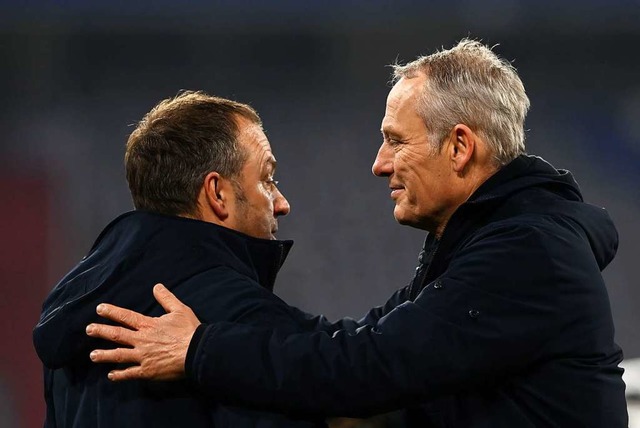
[392,39,530,166]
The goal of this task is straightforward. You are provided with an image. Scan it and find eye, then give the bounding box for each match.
[264,179,279,190]
[383,135,403,147]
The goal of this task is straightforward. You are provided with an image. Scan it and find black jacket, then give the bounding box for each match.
[33,211,329,427]
[184,155,628,427]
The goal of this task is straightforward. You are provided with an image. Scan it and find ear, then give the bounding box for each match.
[202,171,230,220]
[449,124,476,173]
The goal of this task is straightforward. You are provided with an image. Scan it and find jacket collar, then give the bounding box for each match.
[468,154,582,205]
[419,155,585,286]
[92,210,293,291]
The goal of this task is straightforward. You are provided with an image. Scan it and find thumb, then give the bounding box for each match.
[153,283,185,313]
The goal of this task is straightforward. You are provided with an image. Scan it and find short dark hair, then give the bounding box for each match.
[125,91,261,216]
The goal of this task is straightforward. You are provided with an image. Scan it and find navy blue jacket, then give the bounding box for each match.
[33,212,331,427]
[184,155,628,427]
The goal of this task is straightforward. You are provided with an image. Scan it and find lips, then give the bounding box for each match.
[389,184,404,198]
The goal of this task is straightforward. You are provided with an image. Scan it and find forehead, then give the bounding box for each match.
[381,74,427,134]
[235,115,275,167]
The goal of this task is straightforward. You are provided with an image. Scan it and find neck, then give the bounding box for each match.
[435,165,499,239]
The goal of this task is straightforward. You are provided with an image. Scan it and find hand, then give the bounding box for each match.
[86,283,201,382]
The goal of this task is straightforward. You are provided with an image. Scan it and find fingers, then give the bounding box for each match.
[86,323,135,346]
[95,303,150,329]
[89,348,139,364]
[107,366,146,382]
[153,283,185,314]
[91,355,158,382]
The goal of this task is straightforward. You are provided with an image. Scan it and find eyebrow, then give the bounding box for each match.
[263,157,277,172]
[381,126,402,138]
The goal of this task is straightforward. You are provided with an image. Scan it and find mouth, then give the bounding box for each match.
[389,185,404,199]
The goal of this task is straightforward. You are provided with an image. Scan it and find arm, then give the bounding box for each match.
[85,282,413,383]
[288,284,413,335]
[89,223,562,416]
[184,223,564,416]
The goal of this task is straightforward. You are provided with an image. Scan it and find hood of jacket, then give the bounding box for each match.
[434,155,618,273]
[33,210,293,369]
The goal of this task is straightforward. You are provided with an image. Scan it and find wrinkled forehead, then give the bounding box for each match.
[388,75,426,108]
[382,75,427,131]
[235,116,276,169]
[236,116,271,149]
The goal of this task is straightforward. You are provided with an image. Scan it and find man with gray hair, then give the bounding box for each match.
[86,39,628,426]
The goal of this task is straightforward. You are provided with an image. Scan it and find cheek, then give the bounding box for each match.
[251,185,270,205]
[406,170,440,208]
[257,187,276,214]
[402,166,427,196]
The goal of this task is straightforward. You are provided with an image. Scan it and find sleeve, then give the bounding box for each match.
[185,223,565,417]
[176,266,331,425]
[287,285,413,335]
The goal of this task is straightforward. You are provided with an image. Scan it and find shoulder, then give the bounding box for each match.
[451,217,583,285]
[464,216,559,251]
[467,209,585,255]
[170,266,284,320]
[174,266,304,332]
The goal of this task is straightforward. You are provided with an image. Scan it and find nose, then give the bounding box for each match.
[274,189,291,217]
[372,141,393,177]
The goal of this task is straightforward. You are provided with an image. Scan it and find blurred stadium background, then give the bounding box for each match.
[1,1,639,426]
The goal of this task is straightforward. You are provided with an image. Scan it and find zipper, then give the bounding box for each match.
[410,194,503,299]
[409,236,440,300]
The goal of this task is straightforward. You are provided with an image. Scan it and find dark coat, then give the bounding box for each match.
[185,155,628,427]
[32,211,328,427]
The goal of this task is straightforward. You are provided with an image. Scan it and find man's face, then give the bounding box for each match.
[230,117,290,240]
[372,73,458,233]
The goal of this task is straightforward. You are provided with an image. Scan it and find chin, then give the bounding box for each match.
[393,206,410,225]
[395,217,418,228]
[393,208,427,231]
[393,212,412,227]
